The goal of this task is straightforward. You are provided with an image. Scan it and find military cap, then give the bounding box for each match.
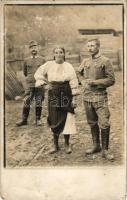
[29,40,38,48]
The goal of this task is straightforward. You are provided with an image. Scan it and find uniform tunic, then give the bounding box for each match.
[24,55,45,88]
[34,60,79,134]
[78,53,115,102]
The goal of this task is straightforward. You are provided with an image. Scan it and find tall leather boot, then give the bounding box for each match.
[35,106,42,126]
[86,124,101,154]
[49,133,60,154]
[101,127,114,160]
[16,106,30,126]
[64,135,72,154]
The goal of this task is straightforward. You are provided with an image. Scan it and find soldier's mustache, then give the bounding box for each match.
[32,50,37,53]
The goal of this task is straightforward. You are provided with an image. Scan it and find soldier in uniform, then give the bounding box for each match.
[78,38,115,160]
[16,40,45,126]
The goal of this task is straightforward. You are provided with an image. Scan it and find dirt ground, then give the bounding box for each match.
[5,71,124,167]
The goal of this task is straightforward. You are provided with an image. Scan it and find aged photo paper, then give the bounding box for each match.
[0,1,126,200]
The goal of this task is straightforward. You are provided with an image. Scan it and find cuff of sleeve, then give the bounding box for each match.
[72,88,80,96]
[35,80,45,87]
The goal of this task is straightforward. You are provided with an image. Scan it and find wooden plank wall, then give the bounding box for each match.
[5,63,24,100]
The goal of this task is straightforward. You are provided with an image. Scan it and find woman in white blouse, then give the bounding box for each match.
[34,47,79,154]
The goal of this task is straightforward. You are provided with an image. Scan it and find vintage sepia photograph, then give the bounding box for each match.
[4,3,124,168]
[1,1,126,200]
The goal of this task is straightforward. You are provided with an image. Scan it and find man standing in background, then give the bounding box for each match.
[78,38,115,160]
[16,40,45,126]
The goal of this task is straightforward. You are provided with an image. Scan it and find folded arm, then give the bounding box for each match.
[89,59,115,88]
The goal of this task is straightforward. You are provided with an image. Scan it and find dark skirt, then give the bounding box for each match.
[47,81,74,135]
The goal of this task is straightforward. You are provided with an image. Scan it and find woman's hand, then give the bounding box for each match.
[71,96,77,108]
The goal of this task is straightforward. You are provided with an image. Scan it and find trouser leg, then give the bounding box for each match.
[94,101,114,160]
[23,89,34,120]
[16,89,34,126]
[84,101,101,154]
[35,87,44,121]
[95,100,111,152]
[84,101,98,128]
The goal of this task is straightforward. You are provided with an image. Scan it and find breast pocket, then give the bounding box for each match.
[95,65,105,79]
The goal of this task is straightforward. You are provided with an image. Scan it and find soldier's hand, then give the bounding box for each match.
[86,79,97,86]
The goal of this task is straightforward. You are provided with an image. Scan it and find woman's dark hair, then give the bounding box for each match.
[53,47,66,61]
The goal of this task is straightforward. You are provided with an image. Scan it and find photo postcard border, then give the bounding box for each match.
[0,1,126,200]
